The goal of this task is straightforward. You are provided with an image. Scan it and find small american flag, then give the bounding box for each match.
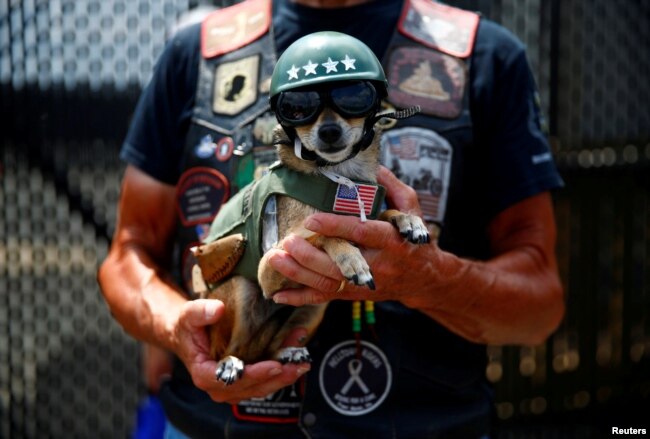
[333,183,378,216]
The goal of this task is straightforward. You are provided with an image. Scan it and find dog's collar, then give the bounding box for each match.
[283,106,421,166]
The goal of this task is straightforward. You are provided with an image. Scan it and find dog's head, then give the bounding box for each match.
[294,102,367,165]
[274,80,384,167]
[269,32,388,169]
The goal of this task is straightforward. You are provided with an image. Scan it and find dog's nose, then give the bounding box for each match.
[318,124,342,144]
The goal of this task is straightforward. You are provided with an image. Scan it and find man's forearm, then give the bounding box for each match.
[402,246,564,346]
[98,243,187,351]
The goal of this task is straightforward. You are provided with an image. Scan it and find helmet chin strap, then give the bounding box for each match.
[287,105,421,167]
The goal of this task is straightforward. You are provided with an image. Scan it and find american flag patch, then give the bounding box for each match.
[333,183,378,216]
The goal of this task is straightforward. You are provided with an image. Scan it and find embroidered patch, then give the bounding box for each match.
[176,168,229,226]
[215,136,234,162]
[319,340,392,416]
[213,55,260,116]
[399,0,479,58]
[194,134,217,159]
[232,381,303,423]
[332,183,378,216]
[387,46,466,119]
[380,127,452,224]
[201,0,271,58]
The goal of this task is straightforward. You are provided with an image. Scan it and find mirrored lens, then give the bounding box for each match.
[330,82,376,116]
[277,91,321,124]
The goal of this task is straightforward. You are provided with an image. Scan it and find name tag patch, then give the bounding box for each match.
[232,382,303,423]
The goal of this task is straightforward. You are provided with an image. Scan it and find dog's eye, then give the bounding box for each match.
[278,91,321,124]
[330,82,377,116]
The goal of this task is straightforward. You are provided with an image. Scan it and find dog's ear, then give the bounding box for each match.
[272,124,291,146]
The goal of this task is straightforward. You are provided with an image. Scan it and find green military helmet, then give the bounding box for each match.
[269,31,388,99]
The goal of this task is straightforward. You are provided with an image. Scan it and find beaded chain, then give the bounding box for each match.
[352,300,377,356]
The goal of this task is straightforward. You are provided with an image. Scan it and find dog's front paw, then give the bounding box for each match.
[215,355,244,385]
[275,347,312,364]
[335,251,376,290]
[391,214,430,244]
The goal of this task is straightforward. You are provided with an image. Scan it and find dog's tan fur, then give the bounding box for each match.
[195,107,430,384]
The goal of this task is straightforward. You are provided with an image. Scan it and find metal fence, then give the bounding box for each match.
[1,0,649,437]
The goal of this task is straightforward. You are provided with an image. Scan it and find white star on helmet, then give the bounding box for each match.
[321,57,339,73]
[302,60,318,76]
[287,65,300,80]
[341,55,356,71]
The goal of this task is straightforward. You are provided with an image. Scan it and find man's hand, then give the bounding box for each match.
[265,166,564,346]
[171,299,310,404]
[267,165,446,306]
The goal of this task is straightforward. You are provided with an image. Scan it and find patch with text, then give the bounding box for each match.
[319,340,392,416]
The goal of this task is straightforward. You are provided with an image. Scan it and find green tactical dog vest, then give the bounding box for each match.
[204,163,386,281]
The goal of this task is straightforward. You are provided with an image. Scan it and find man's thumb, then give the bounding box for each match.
[184,299,225,327]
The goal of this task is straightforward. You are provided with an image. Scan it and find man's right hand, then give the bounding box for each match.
[171,299,310,405]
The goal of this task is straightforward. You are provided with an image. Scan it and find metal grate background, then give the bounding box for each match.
[1,1,649,438]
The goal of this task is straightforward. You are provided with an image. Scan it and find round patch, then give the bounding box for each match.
[215,137,234,162]
[176,167,229,226]
[319,340,392,416]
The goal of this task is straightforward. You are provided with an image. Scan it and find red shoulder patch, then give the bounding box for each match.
[201,0,271,59]
[398,0,480,58]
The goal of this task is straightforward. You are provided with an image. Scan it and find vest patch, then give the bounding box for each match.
[176,167,230,226]
[213,55,260,116]
[201,0,271,58]
[319,340,392,416]
[215,136,234,162]
[398,0,479,58]
[194,134,217,159]
[380,127,452,224]
[387,46,466,119]
[332,183,379,216]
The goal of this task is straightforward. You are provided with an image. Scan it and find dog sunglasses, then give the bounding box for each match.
[274,81,379,127]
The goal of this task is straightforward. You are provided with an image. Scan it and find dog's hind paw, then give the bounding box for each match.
[275,347,312,364]
[391,214,430,244]
[215,355,244,385]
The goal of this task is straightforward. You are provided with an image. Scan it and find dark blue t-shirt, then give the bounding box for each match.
[121,0,561,217]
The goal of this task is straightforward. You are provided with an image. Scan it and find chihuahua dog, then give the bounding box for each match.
[191,80,431,385]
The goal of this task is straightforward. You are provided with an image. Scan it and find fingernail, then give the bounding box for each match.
[273,295,288,304]
[269,368,282,377]
[304,217,321,232]
[297,367,309,376]
[204,301,219,319]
